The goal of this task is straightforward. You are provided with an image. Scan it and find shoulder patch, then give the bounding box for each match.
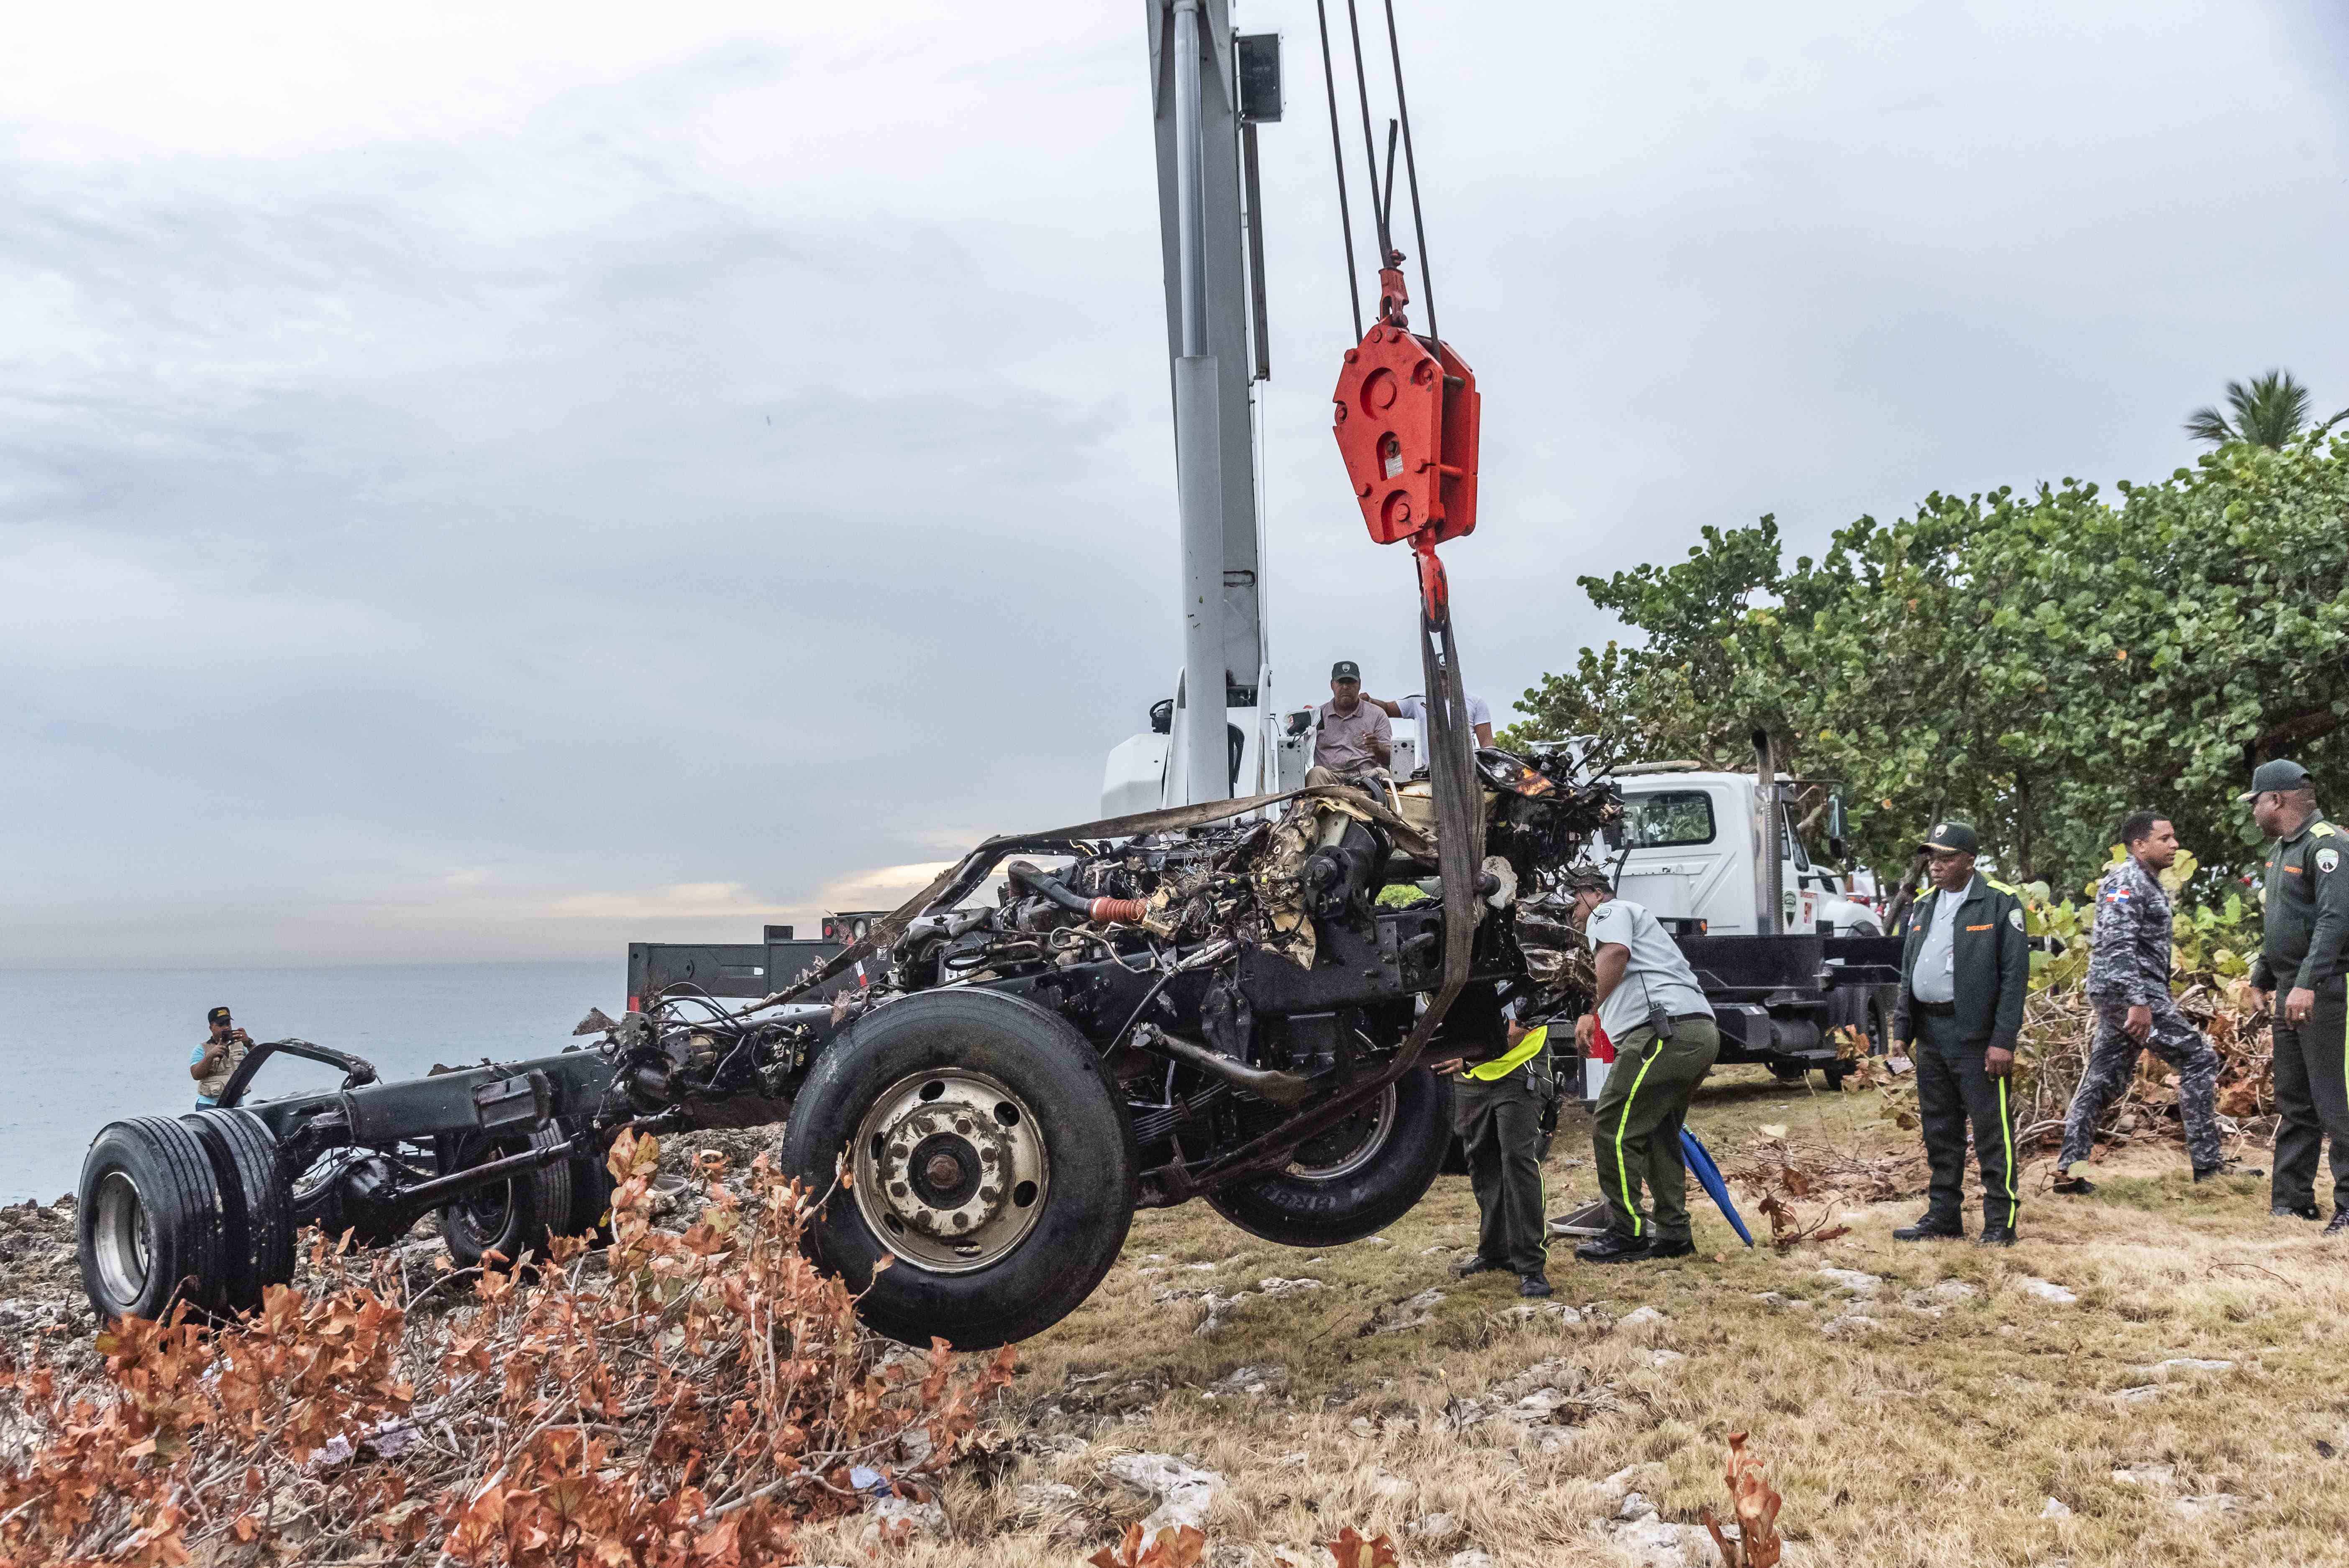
[2314,822,2339,838]
[2320,847,2340,875]
[2008,907,2025,931]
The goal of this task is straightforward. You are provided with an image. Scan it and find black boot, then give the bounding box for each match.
[2326,1212,2349,1237]
[1575,1232,1649,1263]
[1976,1223,2018,1248]
[2194,1160,2262,1182]
[1894,1214,1965,1242]
[2051,1173,2096,1196]
[1449,1253,1504,1279]
[2273,1203,2322,1221]
[1518,1272,1555,1297]
[1642,1237,1696,1260]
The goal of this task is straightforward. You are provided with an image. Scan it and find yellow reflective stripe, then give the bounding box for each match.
[1467,1025,1548,1081]
[1998,1076,2019,1228]
[1611,1043,1664,1238]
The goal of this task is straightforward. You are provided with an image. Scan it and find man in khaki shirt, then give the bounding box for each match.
[191,1004,250,1107]
[1312,660,1391,776]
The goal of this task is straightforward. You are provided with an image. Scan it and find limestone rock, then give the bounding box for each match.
[1815,1267,1884,1296]
[1108,1452,1227,1533]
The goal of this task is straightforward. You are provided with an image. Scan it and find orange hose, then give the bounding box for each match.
[1088,897,1150,924]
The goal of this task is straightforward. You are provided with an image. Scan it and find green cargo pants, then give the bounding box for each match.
[1452,1065,1549,1276]
[1591,1017,1720,1244]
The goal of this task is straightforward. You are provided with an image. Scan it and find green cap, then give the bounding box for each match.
[1922,820,1978,853]
[2243,758,2311,801]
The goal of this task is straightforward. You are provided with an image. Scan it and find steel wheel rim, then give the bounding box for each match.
[1286,1082,1398,1180]
[852,1068,1048,1275]
[92,1169,151,1307]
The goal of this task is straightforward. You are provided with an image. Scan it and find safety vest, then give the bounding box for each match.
[1467,1023,1547,1081]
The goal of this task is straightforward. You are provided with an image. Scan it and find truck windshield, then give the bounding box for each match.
[1624,790,1715,848]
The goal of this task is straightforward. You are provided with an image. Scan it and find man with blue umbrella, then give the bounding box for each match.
[1561,868,1723,1262]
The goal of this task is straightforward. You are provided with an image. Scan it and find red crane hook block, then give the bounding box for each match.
[1330,317,1481,554]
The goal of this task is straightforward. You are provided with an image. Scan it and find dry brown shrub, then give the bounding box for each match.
[2012,982,2274,1156]
[1726,1136,1925,1251]
[1699,1430,1783,1568]
[0,1132,1015,1566]
[1090,1522,1206,1568]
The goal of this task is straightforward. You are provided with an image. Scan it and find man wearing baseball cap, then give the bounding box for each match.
[1890,820,2031,1245]
[1311,659,1392,778]
[190,1005,251,1108]
[2245,759,2349,1229]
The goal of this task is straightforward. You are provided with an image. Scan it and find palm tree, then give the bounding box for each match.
[2185,369,2348,448]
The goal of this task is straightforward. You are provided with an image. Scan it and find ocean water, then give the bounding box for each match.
[0,963,621,1204]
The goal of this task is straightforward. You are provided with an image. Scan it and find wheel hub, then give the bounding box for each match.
[889,1117,1000,1235]
[91,1169,151,1308]
[853,1069,1049,1273]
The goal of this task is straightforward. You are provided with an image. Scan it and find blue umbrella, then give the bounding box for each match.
[1679,1128,1754,1247]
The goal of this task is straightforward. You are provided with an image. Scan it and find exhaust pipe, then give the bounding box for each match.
[1007,861,1151,925]
[1753,728,1783,936]
[1133,1024,1312,1106]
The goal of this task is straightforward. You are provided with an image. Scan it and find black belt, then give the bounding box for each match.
[1913,1000,1957,1017]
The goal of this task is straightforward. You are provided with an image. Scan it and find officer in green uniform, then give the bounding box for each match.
[2244,759,2349,1230]
[1563,870,1721,1263]
[1891,821,2031,1245]
[1433,1003,1557,1297]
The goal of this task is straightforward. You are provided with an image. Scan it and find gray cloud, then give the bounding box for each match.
[3,1,2344,963]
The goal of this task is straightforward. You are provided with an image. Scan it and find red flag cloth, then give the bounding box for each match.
[1589,1021,1616,1064]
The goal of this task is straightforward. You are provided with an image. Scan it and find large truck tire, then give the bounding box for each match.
[78,1116,231,1323]
[1207,1065,1453,1248]
[439,1125,574,1269]
[181,1108,295,1314]
[779,989,1137,1349]
[564,1135,617,1242]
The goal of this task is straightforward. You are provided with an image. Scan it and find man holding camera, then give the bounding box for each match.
[191,1005,251,1107]
[1563,869,1721,1263]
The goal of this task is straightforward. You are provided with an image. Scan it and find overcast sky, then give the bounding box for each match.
[5,0,2345,967]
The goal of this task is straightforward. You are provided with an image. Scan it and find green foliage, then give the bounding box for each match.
[1511,431,2349,894]
[2018,845,2258,998]
[2185,368,2345,449]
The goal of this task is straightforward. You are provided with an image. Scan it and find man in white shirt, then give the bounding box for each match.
[1562,870,1720,1262]
[1366,690,1495,749]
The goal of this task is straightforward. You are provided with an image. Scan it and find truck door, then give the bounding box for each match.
[1614,784,1745,928]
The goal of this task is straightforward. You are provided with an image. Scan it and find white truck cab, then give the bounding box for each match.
[1609,766,1883,938]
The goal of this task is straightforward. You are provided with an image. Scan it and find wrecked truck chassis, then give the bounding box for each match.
[77,768,1617,1347]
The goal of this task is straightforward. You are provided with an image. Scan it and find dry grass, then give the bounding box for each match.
[788,1065,2349,1567]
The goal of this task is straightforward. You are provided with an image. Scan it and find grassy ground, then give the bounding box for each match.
[792,1067,2349,1567]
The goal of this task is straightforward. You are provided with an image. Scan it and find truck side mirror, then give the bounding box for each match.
[1826,792,1849,848]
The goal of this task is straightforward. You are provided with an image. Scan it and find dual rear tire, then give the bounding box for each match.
[78,1109,295,1323]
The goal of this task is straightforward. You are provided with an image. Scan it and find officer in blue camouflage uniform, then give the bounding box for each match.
[2244,759,2349,1230]
[2052,811,2225,1192]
